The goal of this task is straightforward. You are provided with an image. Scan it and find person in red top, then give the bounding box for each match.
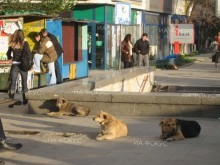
[214,32,220,67]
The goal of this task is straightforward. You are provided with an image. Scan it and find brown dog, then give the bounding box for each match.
[93,111,128,140]
[160,118,201,142]
[46,98,90,117]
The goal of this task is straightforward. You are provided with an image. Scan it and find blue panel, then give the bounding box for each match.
[46,19,64,80]
[62,64,70,79]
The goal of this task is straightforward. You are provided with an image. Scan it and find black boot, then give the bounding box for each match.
[0,139,22,150]
[22,93,28,105]
[8,91,15,108]
[8,91,14,99]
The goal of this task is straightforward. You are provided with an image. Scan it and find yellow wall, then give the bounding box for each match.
[23,19,45,51]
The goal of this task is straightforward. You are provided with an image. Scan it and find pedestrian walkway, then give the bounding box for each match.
[155,53,220,87]
[0,53,220,165]
[0,110,219,165]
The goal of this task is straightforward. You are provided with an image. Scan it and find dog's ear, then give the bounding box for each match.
[175,119,180,126]
[103,114,108,120]
[159,119,165,126]
[61,98,67,103]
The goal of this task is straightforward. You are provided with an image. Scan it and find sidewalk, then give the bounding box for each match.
[0,107,219,165]
[154,53,220,87]
[0,53,220,164]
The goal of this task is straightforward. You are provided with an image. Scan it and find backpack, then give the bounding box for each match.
[209,41,219,52]
[20,42,33,72]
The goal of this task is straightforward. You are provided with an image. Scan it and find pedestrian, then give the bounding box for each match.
[133,33,150,68]
[40,29,63,84]
[0,118,22,150]
[121,34,134,68]
[214,32,220,67]
[6,29,32,105]
[32,32,58,85]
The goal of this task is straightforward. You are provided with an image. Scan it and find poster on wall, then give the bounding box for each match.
[115,2,131,25]
[170,24,194,44]
[0,18,23,61]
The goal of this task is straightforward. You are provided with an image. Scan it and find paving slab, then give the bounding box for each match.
[0,102,220,165]
[155,53,220,87]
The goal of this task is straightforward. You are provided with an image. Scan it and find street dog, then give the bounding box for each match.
[159,118,201,142]
[93,111,128,140]
[46,98,90,117]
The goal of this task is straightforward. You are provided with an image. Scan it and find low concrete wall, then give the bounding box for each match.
[95,72,154,92]
[27,92,220,118]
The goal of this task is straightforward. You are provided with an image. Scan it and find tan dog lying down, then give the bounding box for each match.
[93,111,128,140]
[47,98,90,117]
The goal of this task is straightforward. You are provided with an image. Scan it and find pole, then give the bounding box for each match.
[118,24,122,70]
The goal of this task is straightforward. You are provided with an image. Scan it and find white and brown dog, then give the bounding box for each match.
[46,98,90,117]
[93,111,128,140]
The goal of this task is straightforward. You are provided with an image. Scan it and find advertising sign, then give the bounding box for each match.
[115,2,131,25]
[170,24,194,44]
[0,18,23,60]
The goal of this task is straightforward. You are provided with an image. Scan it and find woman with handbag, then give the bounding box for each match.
[7,29,32,105]
[121,34,134,68]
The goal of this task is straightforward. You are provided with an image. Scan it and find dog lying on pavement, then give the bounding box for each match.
[93,111,128,140]
[159,118,201,142]
[46,98,90,117]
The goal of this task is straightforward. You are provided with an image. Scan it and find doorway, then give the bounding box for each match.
[87,24,105,69]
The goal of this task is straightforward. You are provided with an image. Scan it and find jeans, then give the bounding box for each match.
[55,53,63,84]
[33,53,56,85]
[138,54,149,70]
[9,64,28,94]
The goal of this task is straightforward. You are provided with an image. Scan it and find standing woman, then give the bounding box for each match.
[121,34,134,68]
[7,29,32,105]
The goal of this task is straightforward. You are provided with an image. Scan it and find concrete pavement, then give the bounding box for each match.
[0,104,220,165]
[0,53,220,164]
[154,53,220,87]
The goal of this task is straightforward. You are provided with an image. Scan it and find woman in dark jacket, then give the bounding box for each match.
[121,34,134,68]
[7,29,32,105]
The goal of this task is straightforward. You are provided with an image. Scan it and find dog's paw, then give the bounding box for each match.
[166,138,174,142]
[96,136,103,141]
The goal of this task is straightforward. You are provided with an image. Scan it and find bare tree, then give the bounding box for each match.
[186,0,220,51]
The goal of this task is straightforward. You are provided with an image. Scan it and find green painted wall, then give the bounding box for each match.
[95,6,105,22]
[131,10,138,24]
[106,6,114,24]
[73,6,94,21]
[73,5,139,25]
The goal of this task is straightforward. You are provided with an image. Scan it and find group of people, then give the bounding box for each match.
[121,33,150,69]
[0,29,64,163]
[7,29,63,105]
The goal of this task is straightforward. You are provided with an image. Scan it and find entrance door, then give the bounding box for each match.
[88,24,105,70]
[88,24,96,69]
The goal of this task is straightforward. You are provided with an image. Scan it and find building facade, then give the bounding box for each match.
[72,0,176,70]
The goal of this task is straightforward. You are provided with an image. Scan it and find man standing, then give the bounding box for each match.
[133,33,150,69]
[41,29,63,84]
